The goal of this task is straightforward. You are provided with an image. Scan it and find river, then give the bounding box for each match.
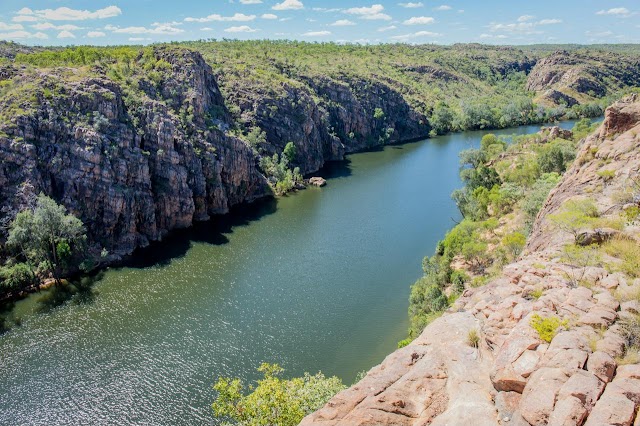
[0,119,587,425]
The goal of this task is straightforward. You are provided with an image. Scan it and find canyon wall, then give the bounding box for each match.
[301,96,640,426]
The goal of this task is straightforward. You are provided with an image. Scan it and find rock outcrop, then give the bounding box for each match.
[301,97,640,425]
[527,51,640,106]
[0,47,270,258]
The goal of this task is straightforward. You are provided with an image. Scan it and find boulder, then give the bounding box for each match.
[309,176,327,187]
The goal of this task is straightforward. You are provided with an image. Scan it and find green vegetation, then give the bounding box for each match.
[212,363,345,426]
[406,120,595,339]
[530,313,569,343]
[467,329,480,348]
[2,195,86,294]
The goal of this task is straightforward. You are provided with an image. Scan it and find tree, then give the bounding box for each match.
[212,363,345,426]
[7,195,86,285]
[283,141,297,163]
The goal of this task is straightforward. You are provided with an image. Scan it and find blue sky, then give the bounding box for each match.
[0,0,639,46]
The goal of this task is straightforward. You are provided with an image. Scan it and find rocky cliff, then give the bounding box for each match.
[301,97,640,425]
[527,50,640,107]
[0,47,269,258]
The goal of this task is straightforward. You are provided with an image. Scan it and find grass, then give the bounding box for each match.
[602,237,640,278]
[467,329,480,348]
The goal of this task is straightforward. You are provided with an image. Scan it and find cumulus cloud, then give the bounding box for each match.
[57,30,76,38]
[111,24,184,35]
[261,14,278,19]
[403,16,435,25]
[87,31,106,37]
[184,13,256,23]
[0,30,47,39]
[344,4,391,20]
[32,23,82,31]
[488,17,562,35]
[0,22,24,31]
[596,7,632,17]
[330,19,356,26]
[273,0,304,11]
[14,6,121,22]
[391,30,441,40]
[538,19,562,25]
[434,5,452,11]
[240,0,263,3]
[224,25,258,33]
[303,30,331,36]
[378,25,397,32]
[517,15,535,22]
[398,2,423,7]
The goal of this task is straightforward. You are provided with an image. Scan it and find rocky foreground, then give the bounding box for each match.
[301,97,640,425]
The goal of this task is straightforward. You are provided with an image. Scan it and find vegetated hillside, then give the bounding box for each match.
[0,41,639,279]
[302,96,640,426]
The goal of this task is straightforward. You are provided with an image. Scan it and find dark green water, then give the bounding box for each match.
[0,121,584,425]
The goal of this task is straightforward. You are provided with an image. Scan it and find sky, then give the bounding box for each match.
[0,0,639,46]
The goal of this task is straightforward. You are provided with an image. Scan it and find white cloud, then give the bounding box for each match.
[224,25,258,33]
[32,23,82,30]
[538,19,562,25]
[517,15,535,22]
[403,16,435,25]
[184,13,256,23]
[0,30,47,39]
[261,14,278,19]
[479,33,507,39]
[273,0,304,11]
[398,2,423,7]
[391,30,441,40]
[240,0,263,3]
[87,31,106,37]
[330,19,356,26]
[434,5,451,11]
[378,25,397,32]
[111,24,184,35]
[57,30,76,39]
[596,7,632,16]
[344,4,391,20]
[0,22,23,30]
[302,30,331,36]
[14,6,121,22]
[129,37,151,41]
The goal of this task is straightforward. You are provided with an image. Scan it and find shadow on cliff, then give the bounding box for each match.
[123,197,279,269]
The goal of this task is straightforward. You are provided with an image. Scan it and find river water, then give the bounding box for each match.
[0,120,585,425]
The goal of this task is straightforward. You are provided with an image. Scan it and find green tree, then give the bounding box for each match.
[212,363,345,426]
[283,141,297,163]
[373,107,385,120]
[7,195,86,285]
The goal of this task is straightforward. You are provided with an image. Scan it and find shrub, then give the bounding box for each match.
[502,232,526,258]
[397,338,412,348]
[617,314,640,365]
[549,199,599,241]
[212,363,345,426]
[530,313,568,343]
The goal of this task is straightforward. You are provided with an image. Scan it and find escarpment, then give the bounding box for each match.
[0,47,270,258]
[301,96,640,426]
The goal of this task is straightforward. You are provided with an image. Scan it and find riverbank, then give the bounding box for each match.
[302,96,640,426]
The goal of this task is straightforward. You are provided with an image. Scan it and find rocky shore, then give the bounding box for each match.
[301,97,640,426]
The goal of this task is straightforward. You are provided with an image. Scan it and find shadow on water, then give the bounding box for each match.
[35,271,106,313]
[315,158,353,179]
[123,196,278,269]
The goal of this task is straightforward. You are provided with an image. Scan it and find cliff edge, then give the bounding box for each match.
[301,96,640,426]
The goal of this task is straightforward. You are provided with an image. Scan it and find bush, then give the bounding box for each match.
[0,262,35,291]
[212,363,345,426]
[530,313,568,343]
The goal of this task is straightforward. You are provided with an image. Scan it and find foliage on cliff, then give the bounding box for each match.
[407,120,600,338]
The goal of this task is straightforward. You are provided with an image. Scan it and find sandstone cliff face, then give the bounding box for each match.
[0,47,269,258]
[526,51,640,106]
[220,72,429,175]
[301,97,640,426]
